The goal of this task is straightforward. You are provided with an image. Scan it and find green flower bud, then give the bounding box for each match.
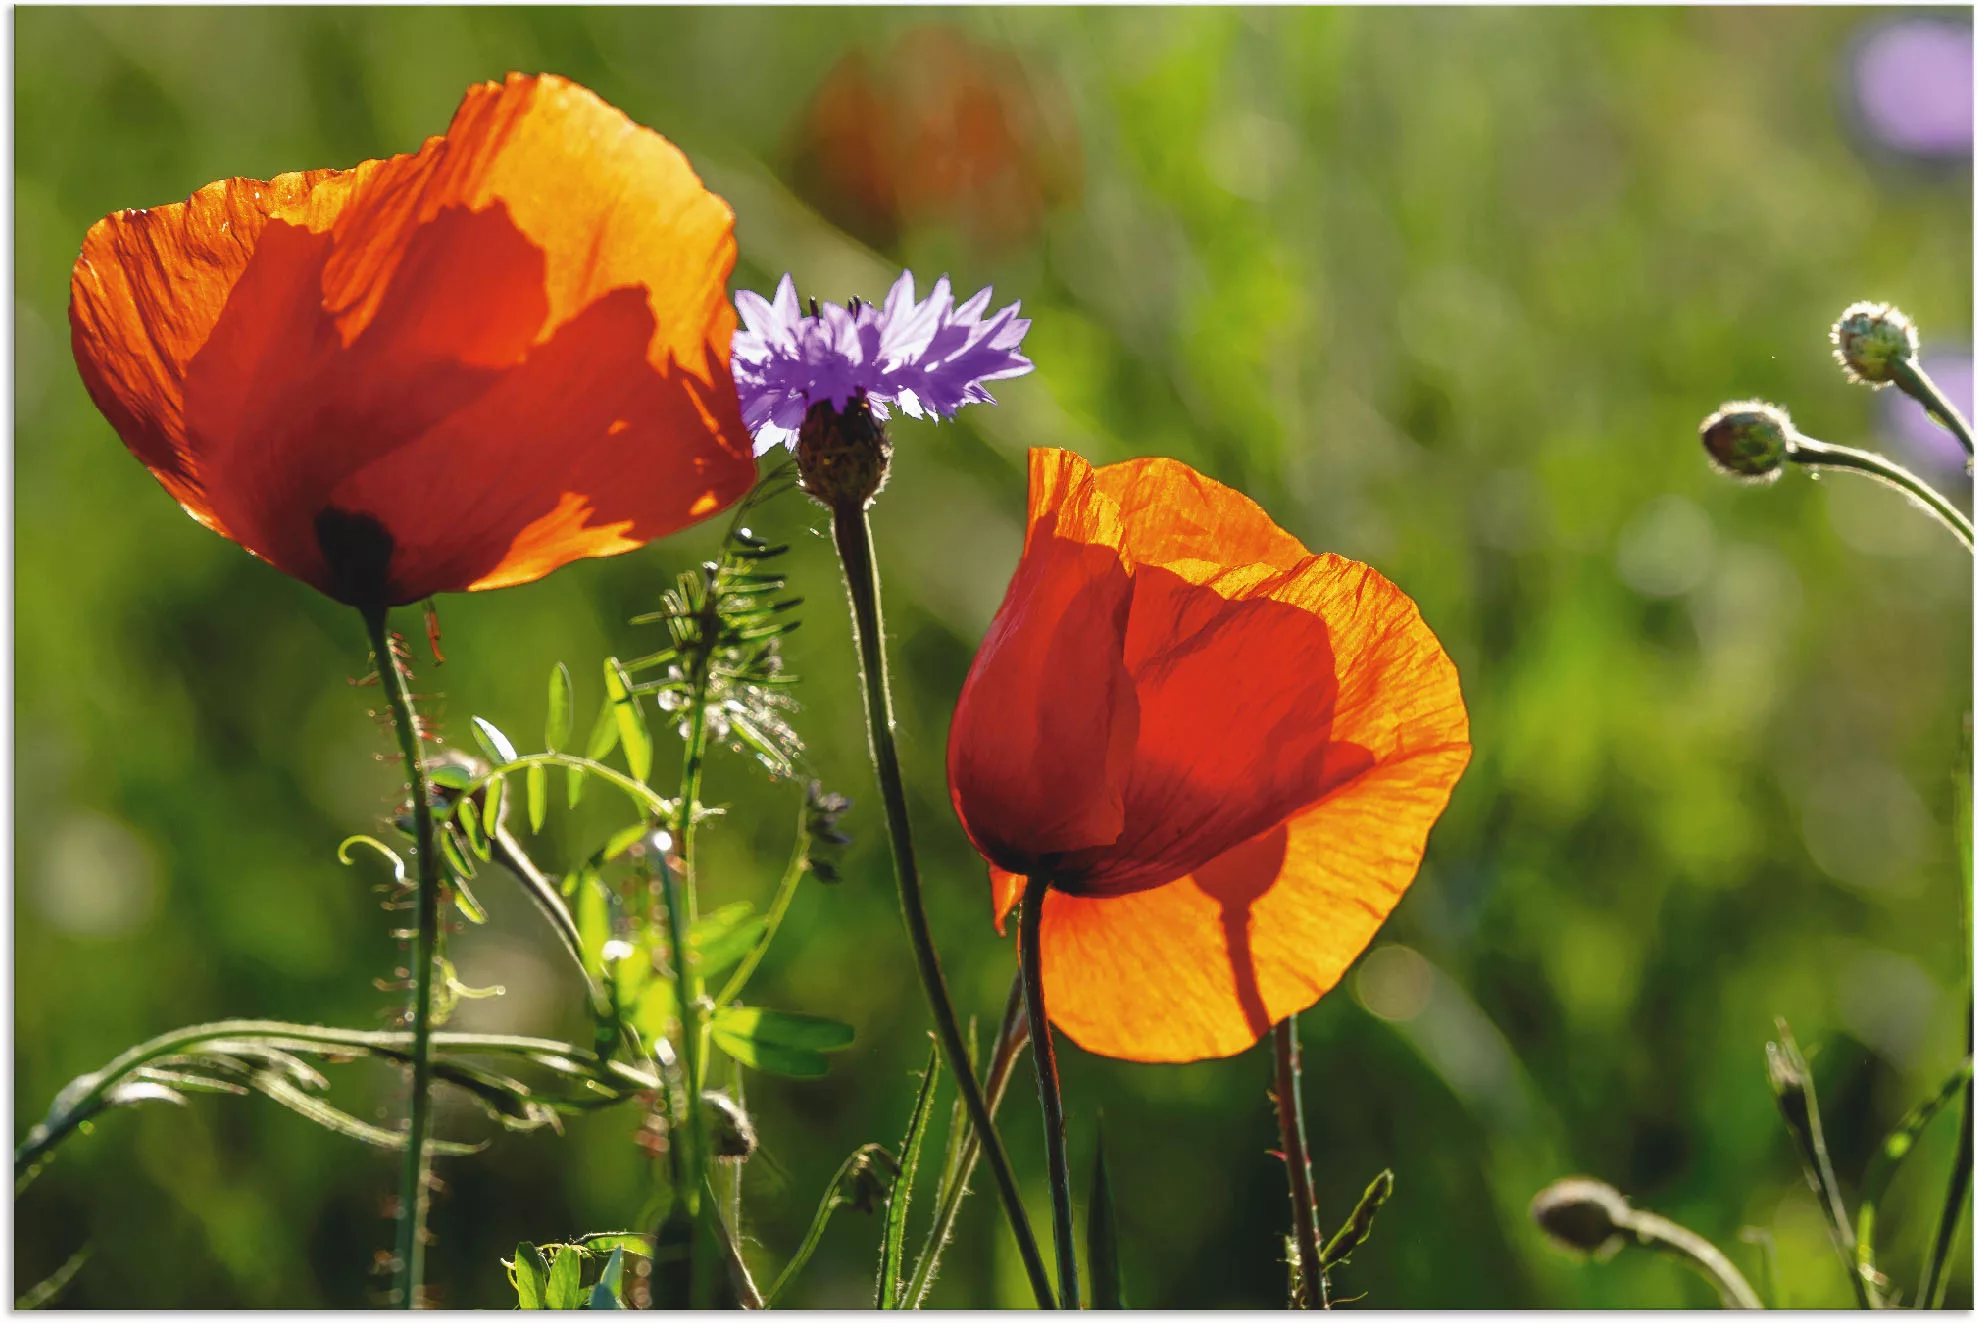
[1830,301,1918,387]
[1699,400,1796,484]
[1530,1177,1632,1257]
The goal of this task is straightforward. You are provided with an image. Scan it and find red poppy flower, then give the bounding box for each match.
[69,72,757,608]
[948,449,1471,1063]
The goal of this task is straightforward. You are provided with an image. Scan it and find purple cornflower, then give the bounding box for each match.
[730,270,1033,455]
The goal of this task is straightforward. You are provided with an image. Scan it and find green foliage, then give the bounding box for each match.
[711,1007,856,1079]
[1088,1118,1125,1309]
[878,1041,944,1308]
[13,5,1971,1308]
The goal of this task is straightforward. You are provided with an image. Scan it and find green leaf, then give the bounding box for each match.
[427,762,476,792]
[545,1245,585,1310]
[585,1247,626,1309]
[1088,1116,1125,1308]
[600,822,648,865]
[449,870,489,925]
[879,1040,942,1307]
[711,1027,828,1079]
[483,775,505,840]
[604,661,653,784]
[713,1006,855,1053]
[1856,1059,1973,1286]
[511,1242,550,1309]
[458,793,491,861]
[527,765,548,834]
[585,696,620,762]
[472,715,520,766]
[633,977,679,1045]
[571,1233,653,1259]
[567,762,587,810]
[438,826,475,882]
[689,903,768,980]
[576,872,611,983]
[546,662,574,752]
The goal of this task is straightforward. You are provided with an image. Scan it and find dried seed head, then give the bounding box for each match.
[1831,301,1918,387]
[1530,1176,1632,1257]
[1699,400,1796,483]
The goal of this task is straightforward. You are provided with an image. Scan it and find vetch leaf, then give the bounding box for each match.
[483,775,505,840]
[512,1242,550,1309]
[604,660,653,784]
[546,1244,585,1310]
[710,1027,828,1079]
[472,716,520,766]
[427,762,476,793]
[458,794,491,861]
[689,903,768,980]
[527,764,548,834]
[586,1246,626,1309]
[585,697,620,763]
[576,872,611,983]
[547,662,574,752]
[713,1006,855,1053]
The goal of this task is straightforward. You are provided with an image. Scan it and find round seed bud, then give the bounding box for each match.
[1530,1176,1632,1257]
[796,395,892,510]
[1830,301,1918,387]
[1699,400,1796,483]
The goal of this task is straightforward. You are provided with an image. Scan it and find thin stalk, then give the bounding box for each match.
[1272,1016,1330,1309]
[906,977,1029,1308]
[764,1144,893,1306]
[654,846,713,1309]
[14,1019,672,1179]
[706,1170,766,1308]
[1789,434,1974,551]
[1019,874,1080,1310]
[1624,1208,1766,1310]
[1920,1004,1975,1308]
[1890,357,1975,458]
[674,645,714,929]
[716,800,812,1006]
[363,607,441,1310]
[829,503,1056,1309]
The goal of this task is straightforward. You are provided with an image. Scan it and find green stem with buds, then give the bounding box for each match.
[1789,434,1974,551]
[362,606,441,1309]
[829,502,1057,1309]
[1891,357,1975,458]
[1020,873,1080,1310]
[1272,1015,1330,1309]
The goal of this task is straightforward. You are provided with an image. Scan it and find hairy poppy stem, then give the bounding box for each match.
[828,503,1057,1309]
[1018,874,1081,1310]
[362,606,439,1309]
[1787,433,1974,551]
[1271,1016,1330,1309]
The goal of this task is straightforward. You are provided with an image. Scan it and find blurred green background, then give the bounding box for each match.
[14,5,1974,1308]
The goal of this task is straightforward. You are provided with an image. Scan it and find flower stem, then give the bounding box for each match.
[1624,1208,1766,1310]
[716,797,812,1006]
[1789,434,1974,551]
[1271,1016,1330,1309]
[906,976,1029,1308]
[653,842,713,1309]
[1890,357,1975,458]
[1920,1003,1974,1308]
[361,606,440,1310]
[828,503,1056,1309]
[1019,873,1080,1310]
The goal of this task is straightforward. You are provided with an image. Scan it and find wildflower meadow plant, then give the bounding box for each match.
[1528,299,1975,1310]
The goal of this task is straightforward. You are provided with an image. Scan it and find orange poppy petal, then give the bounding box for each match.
[1037,725,1470,1063]
[72,73,754,605]
[949,449,1140,873]
[1090,454,1309,573]
[68,168,349,536]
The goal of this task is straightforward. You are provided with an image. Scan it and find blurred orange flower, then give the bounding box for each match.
[791,27,1081,256]
[948,449,1471,1063]
[70,73,757,608]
